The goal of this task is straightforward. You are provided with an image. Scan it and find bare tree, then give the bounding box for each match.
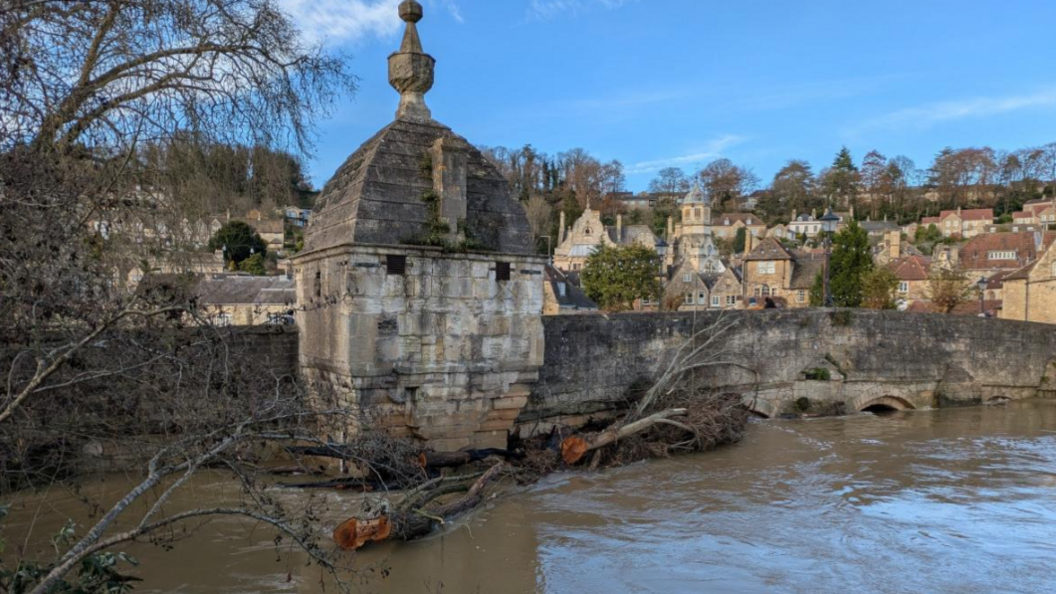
[523,193,553,244]
[926,267,975,313]
[1,0,356,590]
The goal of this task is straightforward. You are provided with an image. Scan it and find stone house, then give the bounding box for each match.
[193,273,297,326]
[1012,199,1056,226]
[1000,240,1056,323]
[292,1,546,452]
[922,207,994,239]
[742,237,822,308]
[552,207,617,272]
[712,213,766,240]
[958,231,1054,276]
[665,264,743,310]
[887,255,931,303]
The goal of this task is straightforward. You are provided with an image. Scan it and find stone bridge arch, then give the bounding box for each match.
[741,394,777,419]
[852,395,915,413]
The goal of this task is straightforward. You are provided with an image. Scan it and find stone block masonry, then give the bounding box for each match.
[521,309,1056,432]
[295,244,546,451]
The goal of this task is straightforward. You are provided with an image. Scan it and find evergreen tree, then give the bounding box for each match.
[209,221,267,266]
[809,271,825,306]
[580,244,661,311]
[828,220,872,307]
[733,227,747,254]
[823,147,860,209]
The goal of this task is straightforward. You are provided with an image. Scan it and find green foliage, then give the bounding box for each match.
[829,220,873,307]
[209,221,267,265]
[732,227,747,254]
[1,517,141,594]
[238,252,268,275]
[915,223,942,244]
[861,266,900,310]
[581,244,661,311]
[794,396,813,411]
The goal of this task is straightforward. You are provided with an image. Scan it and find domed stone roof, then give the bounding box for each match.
[302,1,533,255]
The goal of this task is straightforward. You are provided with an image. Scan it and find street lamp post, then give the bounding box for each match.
[655,238,668,312]
[977,276,988,317]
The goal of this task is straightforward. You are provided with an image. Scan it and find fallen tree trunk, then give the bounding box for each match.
[418,448,519,469]
[561,408,689,465]
[333,462,507,550]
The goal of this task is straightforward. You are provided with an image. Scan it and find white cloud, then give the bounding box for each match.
[527,0,638,21]
[627,135,747,175]
[279,0,464,45]
[278,0,402,45]
[854,88,1056,132]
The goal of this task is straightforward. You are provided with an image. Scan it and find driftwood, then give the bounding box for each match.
[418,448,518,469]
[560,408,689,465]
[333,462,506,550]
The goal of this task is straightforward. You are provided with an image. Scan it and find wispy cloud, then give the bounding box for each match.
[279,0,463,46]
[627,135,748,175]
[527,0,638,21]
[852,88,1056,133]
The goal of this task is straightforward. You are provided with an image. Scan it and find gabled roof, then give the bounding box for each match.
[745,237,793,261]
[1004,261,1037,281]
[887,255,930,281]
[194,274,296,305]
[959,232,1040,270]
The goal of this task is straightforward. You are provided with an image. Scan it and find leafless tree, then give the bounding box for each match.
[1,0,356,590]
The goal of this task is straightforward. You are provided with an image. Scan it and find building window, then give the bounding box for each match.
[987,251,1016,260]
[386,255,407,275]
[711,295,720,307]
[495,261,511,281]
[697,292,706,305]
[761,285,771,297]
[726,295,736,306]
[685,293,693,305]
[797,290,806,303]
[314,270,322,297]
[683,272,692,282]
[758,261,776,274]
[214,313,232,327]
[898,281,909,293]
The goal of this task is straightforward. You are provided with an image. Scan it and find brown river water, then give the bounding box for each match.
[6,399,1056,593]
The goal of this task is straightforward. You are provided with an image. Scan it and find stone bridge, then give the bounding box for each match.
[516,309,1056,434]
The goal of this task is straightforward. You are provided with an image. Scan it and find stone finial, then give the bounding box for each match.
[389,0,435,122]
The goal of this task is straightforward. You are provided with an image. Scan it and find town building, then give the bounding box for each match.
[193,273,297,326]
[887,255,931,303]
[542,265,597,314]
[711,212,766,240]
[292,1,546,452]
[1000,239,1056,323]
[664,263,742,311]
[742,237,824,308]
[1012,199,1056,226]
[958,231,1054,276]
[920,207,994,239]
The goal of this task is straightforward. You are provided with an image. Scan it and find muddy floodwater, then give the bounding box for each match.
[7,400,1056,593]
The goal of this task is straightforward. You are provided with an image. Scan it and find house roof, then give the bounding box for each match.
[789,257,824,289]
[940,208,994,222]
[907,299,1002,316]
[1004,260,1038,281]
[859,220,900,233]
[544,265,597,310]
[888,255,931,281]
[959,232,1040,270]
[986,269,1013,290]
[745,237,793,261]
[715,213,764,226]
[194,274,296,305]
[921,217,941,225]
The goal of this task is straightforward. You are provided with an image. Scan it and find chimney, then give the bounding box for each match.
[616,213,623,242]
[744,231,755,254]
[811,208,817,219]
[559,211,566,244]
[957,206,962,216]
[889,230,901,260]
[792,209,798,221]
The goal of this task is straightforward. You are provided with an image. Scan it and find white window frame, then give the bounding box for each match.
[898,281,909,294]
[711,295,720,307]
[758,261,776,274]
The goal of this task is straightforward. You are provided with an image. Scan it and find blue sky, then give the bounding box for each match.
[281,0,1056,192]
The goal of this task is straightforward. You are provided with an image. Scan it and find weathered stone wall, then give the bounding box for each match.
[520,309,1056,433]
[294,244,546,451]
